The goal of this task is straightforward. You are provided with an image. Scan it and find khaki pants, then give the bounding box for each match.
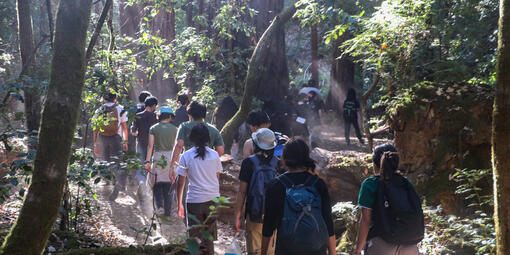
[246,220,276,255]
[365,237,419,255]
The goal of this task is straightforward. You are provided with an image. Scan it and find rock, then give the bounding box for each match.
[218,155,241,225]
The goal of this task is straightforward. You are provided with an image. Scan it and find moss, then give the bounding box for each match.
[61,244,187,255]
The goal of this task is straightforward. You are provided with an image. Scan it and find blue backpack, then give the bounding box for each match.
[247,155,278,222]
[276,174,329,253]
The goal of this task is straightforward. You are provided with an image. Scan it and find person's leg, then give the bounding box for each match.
[162,182,172,216]
[110,135,126,200]
[245,220,262,255]
[365,237,399,255]
[136,146,148,184]
[153,183,164,210]
[344,119,351,145]
[202,201,216,254]
[396,244,419,255]
[353,118,364,143]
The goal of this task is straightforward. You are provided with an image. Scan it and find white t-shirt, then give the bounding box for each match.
[176,147,222,203]
[95,102,128,136]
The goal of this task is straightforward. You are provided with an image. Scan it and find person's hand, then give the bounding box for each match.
[145,162,151,172]
[170,170,176,184]
[235,216,241,233]
[132,131,138,137]
[122,142,128,151]
[178,204,185,218]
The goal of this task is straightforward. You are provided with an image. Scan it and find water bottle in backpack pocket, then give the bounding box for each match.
[374,175,424,245]
[276,174,329,253]
[247,155,278,222]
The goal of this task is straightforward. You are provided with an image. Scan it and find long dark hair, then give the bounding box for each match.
[253,141,275,165]
[282,139,315,172]
[346,88,357,102]
[189,123,210,159]
[372,143,399,180]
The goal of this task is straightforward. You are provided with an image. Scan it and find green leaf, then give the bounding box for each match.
[186,238,200,255]
[187,213,201,224]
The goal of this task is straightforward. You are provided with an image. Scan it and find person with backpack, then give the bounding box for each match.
[343,88,364,145]
[262,139,335,255]
[172,94,190,127]
[136,91,152,113]
[176,123,223,254]
[234,128,279,255]
[131,96,159,198]
[93,92,129,200]
[355,144,423,255]
[145,107,178,216]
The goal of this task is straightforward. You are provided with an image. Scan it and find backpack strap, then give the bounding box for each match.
[249,155,261,171]
[303,174,319,187]
[277,174,294,189]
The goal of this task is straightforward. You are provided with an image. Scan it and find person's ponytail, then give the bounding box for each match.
[189,123,210,160]
[380,151,399,181]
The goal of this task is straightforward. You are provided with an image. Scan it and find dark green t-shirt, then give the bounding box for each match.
[149,122,178,151]
[177,120,224,150]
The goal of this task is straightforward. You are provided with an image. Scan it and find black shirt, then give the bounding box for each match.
[172,106,189,127]
[262,171,334,237]
[131,110,158,148]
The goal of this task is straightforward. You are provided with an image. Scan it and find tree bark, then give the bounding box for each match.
[326,33,354,113]
[186,0,193,27]
[17,0,42,133]
[45,0,54,48]
[250,0,289,102]
[85,0,113,62]
[220,4,297,146]
[361,75,379,153]
[493,0,510,253]
[0,0,92,254]
[311,23,319,83]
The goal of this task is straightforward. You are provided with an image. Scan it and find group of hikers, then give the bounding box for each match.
[92,83,424,255]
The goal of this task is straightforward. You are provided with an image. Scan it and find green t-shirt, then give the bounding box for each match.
[177,120,224,150]
[149,122,178,152]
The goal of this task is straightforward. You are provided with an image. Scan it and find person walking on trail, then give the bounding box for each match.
[343,88,364,145]
[136,91,152,113]
[176,123,223,254]
[131,96,159,196]
[243,111,271,159]
[93,92,129,201]
[145,107,178,216]
[172,94,190,127]
[235,128,279,255]
[355,144,423,255]
[261,139,336,255]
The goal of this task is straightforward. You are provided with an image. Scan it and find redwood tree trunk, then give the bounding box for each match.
[250,0,289,102]
[493,0,510,252]
[220,4,297,146]
[0,0,92,254]
[17,0,41,133]
[326,33,354,113]
[311,23,319,83]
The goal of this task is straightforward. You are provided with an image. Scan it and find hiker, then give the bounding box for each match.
[213,96,238,131]
[176,123,223,254]
[291,94,310,144]
[136,91,152,113]
[131,96,159,195]
[270,96,295,137]
[145,107,178,216]
[235,128,279,255]
[243,111,271,159]
[355,144,423,255]
[343,88,364,145]
[172,94,190,127]
[93,92,129,200]
[261,139,335,255]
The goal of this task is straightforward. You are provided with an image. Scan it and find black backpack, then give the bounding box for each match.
[374,175,424,245]
[343,101,357,120]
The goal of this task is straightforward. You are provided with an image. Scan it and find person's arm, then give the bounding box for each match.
[145,134,155,172]
[170,139,184,182]
[131,120,138,136]
[328,236,336,254]
[234,181,248,232]
[355,208,372,255]
[176,175,187,218]
[121,122,128,151]
[243,140,253,159]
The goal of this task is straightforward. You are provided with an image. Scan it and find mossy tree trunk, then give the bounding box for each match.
[220,4,298,146]
[493,0,510,253]
[17,0,41,133]
[0,0,92,254]
[311,23,319,83]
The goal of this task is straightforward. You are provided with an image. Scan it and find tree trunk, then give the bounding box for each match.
[220,4,297,146]
[186,0,193,27]
[0,0,92,254]
[17,0,41,133]
[85,0,112,62]
[250,0,289,102]
[361,75,379,153]
[311,23,319,83]
[493,0,510,252]
[326,33,354,113]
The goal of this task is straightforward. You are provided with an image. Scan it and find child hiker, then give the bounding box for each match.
[145,107,178,216]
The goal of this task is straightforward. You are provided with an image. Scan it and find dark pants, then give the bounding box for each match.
[97,134,127,192]
[344,118,362,144]
[153,182,174,215]
[186,200,217,254]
